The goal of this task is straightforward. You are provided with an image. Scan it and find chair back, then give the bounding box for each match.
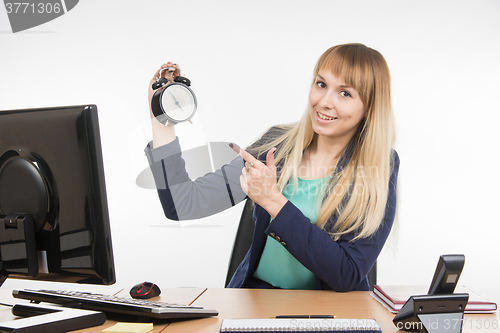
[225,199,255,287]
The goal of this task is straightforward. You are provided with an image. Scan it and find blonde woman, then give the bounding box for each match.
[145,43,399,291]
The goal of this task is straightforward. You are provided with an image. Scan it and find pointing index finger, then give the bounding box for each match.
[229,143,260,167]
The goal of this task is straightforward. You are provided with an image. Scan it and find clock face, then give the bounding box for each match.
[160,84,197,122]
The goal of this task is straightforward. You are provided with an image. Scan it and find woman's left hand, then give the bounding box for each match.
[230,143,288,218]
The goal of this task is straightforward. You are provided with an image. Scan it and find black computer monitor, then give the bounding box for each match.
[0,105,115,285]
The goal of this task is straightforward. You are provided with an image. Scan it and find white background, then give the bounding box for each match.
[0,0,499,305]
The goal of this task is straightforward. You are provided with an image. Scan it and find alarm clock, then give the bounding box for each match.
[151,68,197,125]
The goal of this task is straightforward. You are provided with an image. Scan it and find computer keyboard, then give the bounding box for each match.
[13,289,218,319]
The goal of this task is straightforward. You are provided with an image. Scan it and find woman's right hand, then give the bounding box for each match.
[148,62,181,119]
[149,62,180,148]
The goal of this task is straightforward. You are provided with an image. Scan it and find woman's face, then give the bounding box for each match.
[308,70,366,144]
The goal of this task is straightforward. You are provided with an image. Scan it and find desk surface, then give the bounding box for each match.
[169,289,499,333]
[0,288,497,332]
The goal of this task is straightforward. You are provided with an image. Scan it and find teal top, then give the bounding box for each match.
[253,176,330,289]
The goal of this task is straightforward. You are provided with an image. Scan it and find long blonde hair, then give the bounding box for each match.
[248,43,397,241]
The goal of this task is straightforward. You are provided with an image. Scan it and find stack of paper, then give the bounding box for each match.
[372,285,497,314]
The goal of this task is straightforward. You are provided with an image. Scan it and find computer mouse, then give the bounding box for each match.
[130,281,161,299]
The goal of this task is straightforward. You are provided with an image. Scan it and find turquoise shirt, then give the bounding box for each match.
[253,176,330,289]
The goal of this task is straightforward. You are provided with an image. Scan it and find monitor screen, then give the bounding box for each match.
[0,105,115,285]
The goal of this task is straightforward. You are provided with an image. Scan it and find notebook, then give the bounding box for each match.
[372,285,497,314]
[219,318,381,332]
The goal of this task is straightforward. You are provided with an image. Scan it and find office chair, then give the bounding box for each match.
[225,199,255,287]
[224,198,377,290]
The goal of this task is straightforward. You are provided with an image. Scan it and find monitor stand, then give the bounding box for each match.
[0,214,39,282]
[0,303,105,333]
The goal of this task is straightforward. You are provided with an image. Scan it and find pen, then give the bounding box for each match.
[271,315,336,319]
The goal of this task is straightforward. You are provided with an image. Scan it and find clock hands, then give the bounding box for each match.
[168,90,186,113]
[168,90,193,124]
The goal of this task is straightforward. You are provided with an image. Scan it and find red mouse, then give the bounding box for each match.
[130,281,161,299]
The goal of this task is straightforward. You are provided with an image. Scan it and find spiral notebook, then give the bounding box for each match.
[220,318,381,332]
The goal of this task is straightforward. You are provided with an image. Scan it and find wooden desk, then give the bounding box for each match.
[165,288,499,332]
[0,288,497,332]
